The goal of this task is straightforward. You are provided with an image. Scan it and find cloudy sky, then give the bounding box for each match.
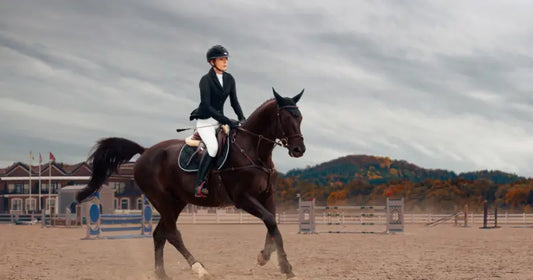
[1,1,532,177]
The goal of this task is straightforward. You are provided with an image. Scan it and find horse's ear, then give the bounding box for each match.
[292,89,304,104]
[272,87,284,104]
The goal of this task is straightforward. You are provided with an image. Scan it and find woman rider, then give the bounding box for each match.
[189,45,246,198]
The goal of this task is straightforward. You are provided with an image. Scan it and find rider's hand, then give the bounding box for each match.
[228,119,240,128]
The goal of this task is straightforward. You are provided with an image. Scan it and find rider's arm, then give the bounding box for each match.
[199,77,231,124]
[229,77,245,121]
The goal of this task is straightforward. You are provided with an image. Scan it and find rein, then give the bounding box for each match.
[236,105,303,149]
[215,105,303,191]
[235,127,285,147]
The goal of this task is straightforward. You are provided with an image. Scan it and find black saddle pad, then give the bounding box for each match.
[178,133,230,172]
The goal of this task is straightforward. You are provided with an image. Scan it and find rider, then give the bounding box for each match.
[189,45,246,198]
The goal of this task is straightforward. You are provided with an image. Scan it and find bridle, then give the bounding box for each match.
[275,105,304,148]
[218,105,304,187]
[234,105,303,149]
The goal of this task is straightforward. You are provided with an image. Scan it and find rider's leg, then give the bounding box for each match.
[195,118,218,197]
[194,153,214,197]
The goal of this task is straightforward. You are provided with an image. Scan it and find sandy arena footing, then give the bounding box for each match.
[1,223,533,279]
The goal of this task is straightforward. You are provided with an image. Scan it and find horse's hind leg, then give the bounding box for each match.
[153,220,170,279]
[152,202,180,279]
[257,195,278,266]
[162,201,212,280]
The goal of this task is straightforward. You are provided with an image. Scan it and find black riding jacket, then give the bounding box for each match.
[189,68,245,124]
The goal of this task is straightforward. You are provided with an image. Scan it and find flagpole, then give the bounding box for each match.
[48,154,52,214]
[29,152,32,214]
[39,153,42,212]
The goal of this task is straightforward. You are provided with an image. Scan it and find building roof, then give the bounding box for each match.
[61,162,83,174]
[0,161,136,178]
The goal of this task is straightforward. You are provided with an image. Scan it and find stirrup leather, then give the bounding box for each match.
[194,181,208,198]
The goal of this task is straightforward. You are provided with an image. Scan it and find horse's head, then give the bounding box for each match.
[273,88,306,158]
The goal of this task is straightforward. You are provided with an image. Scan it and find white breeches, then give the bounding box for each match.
[196,118,219,157]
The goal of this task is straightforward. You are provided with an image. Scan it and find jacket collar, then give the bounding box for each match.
[208,67,225,90]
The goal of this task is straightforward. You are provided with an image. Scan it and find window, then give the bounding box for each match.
[137,198,143,210]
[11,199,23,211]
[114,198,118,209]
[8,183,27,194]
[111,182,126,194]
[120,198,129,210]
[53,182,61,192]
[25,198,37,211]
[41,183,61,193]
[45,198,56,211]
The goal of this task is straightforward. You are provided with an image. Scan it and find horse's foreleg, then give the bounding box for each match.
[257,233,276,266]
[237,195,296,279]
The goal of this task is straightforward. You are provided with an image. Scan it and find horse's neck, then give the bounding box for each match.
[239,101,277,163]
[243,102,277,138]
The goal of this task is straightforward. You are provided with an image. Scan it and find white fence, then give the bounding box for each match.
[165,211,533,225]
[3,211,533,225]
[405,213,533,225]
[173,211,300,224]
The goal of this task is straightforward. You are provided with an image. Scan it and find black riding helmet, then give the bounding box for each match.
[206,45,229,62]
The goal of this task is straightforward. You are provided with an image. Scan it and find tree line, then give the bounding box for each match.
[273,155,532,213]
[274,177,533,213]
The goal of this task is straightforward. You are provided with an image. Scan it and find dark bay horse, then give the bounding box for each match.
[76,89,305,279]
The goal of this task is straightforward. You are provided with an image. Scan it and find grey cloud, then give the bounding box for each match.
[1,1,533,177]
[312,29,533,129]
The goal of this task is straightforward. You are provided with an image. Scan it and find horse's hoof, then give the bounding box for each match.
[286,271,297,279]
[192,262,212,280]
[257,252,268,266]
[155,268,171,280]
[155,273,171,280]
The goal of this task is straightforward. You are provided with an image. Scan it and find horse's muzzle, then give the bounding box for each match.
[289,145,306,158]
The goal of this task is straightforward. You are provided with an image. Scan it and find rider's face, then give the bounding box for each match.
[211,57,228,73]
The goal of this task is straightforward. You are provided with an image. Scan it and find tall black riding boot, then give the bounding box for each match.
[194,153,215,198]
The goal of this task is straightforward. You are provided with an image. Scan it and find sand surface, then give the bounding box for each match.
[1,223,533,280]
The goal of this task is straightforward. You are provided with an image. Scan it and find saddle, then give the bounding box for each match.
[178,125,231,172]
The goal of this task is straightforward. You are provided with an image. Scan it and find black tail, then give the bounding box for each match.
[76,137,145,203]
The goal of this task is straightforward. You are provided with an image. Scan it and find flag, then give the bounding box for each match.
[29,151,34,161]
[39,153,43,163]
[49,152,56,162]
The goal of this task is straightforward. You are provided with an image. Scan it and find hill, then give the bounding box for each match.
[284,155,523,185]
